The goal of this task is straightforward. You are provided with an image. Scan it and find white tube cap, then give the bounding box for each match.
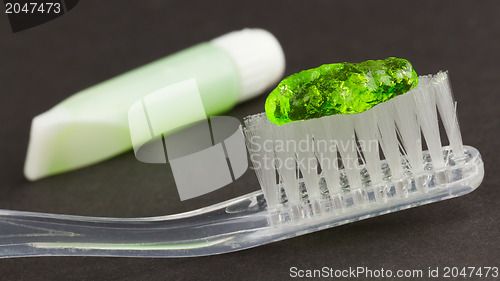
[211,28,286,103]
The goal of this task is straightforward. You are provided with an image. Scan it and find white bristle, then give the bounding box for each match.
[433,72,465,159]
[272,122,301,205]
[353,109,382,185]
[294,120,322,200]
[393,92,424,175]
[244,72,463,220]
[413,76,446,169]
[243,114,281,210]
[315,117,341,195]
[373,102,404,179]
[328,115,363,190]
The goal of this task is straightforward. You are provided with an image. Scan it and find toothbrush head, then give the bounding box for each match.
[244,71,483,224]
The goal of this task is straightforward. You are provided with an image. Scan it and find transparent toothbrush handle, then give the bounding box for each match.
[0,191,271,258]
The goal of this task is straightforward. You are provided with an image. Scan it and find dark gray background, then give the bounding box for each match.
[0,0,498,280]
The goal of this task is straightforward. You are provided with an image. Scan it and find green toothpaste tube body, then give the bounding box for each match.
[24,28,285,180]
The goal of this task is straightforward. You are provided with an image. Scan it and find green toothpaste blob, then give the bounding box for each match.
[265,57,418,125]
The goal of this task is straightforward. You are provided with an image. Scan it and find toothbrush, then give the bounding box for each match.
[0,61,483,258]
